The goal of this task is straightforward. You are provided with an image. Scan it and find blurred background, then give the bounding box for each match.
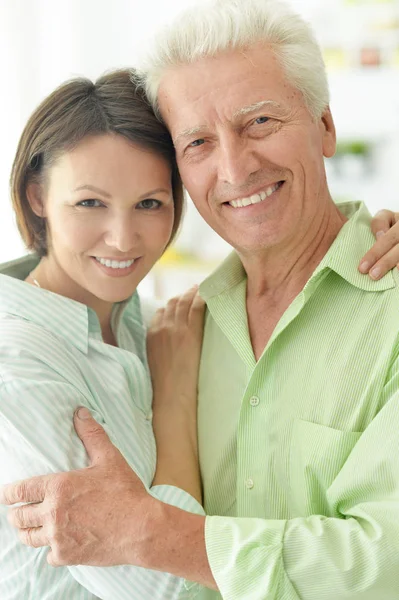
[1,0,399,300]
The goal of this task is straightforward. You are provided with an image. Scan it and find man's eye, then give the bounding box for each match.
[137,199,162,210]
[76,199,103,208]
[255,116,270,125]
[189,139,205,148]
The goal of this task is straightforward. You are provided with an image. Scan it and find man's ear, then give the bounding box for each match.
[26,183,46,218]
[320,106,336,159]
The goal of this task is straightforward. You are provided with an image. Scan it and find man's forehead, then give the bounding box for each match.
[157,44,284,118]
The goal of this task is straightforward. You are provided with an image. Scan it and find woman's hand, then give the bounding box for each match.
[360,210,399,279]
[147,285,205,405]
[147,286,205,502]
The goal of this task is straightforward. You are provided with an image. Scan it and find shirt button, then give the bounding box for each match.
[145,410,153,421]
[245,478,254,489]
[249,396,260,407]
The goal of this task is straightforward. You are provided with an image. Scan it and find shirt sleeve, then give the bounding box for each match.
[205,358,399,600]
[0,365,203,600]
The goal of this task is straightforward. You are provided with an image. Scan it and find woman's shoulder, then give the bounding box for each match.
[0,313,83,383]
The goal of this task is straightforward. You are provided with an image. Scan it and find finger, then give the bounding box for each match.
[0,476,48,506]
[189,291,206,325]
[370,209,396,237]
[8,503,43,529]
[359,224,399,274]
[149,306,165,329]
[175,286,199,324]
[18,526,48,549]
[163,295,179,326]
[73,408,117,464]
[365,247,399,280]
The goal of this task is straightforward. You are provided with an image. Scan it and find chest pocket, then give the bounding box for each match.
[289,419,362,518]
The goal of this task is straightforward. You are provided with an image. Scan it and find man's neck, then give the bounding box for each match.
[242,200,348,303]
[242,200,348,361]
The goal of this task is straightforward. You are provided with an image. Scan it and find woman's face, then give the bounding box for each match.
[31,134,175,305]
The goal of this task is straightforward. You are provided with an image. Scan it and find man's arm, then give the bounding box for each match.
[4,357,399,599]
[0,372,204,600]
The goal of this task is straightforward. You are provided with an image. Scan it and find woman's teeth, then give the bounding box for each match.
[229,182,282,208]
[95,257,135,269]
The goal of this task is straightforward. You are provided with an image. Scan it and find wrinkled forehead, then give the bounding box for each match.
[157,46,300,139]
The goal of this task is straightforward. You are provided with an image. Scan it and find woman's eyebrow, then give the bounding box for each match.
[73,184,112,198]
[138,188,171,200]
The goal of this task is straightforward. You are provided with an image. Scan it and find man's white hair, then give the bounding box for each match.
[140,0,330,120]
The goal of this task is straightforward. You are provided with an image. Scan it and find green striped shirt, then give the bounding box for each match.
[198,202,399,599]
[0,256,203,600]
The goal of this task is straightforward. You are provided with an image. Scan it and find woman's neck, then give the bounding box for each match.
[26,256,116,344]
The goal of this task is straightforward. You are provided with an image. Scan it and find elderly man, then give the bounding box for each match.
[3,0,399,598]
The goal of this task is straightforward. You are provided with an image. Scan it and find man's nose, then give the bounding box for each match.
[217,134,261,187]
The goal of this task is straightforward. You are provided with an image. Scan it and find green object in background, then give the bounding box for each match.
[335,140,371,156]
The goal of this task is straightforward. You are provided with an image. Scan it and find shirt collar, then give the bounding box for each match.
[200,201,395,301]
[0,254,132,354]
[313,202,395,292]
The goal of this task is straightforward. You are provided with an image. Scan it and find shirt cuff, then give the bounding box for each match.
[151,484,205,596]
[205,515,287,599]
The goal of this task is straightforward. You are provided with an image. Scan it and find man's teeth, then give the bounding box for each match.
[95,257,135,269]
[229,183,281,208]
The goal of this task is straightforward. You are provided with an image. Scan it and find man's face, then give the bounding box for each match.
[158,43,336,257]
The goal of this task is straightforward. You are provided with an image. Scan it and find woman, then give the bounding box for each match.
[0,69,204,600]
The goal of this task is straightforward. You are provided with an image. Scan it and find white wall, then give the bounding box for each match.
[1,0,398,265]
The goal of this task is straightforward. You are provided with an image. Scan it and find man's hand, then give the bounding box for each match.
[360,210,399,279]
[0,408,157,567]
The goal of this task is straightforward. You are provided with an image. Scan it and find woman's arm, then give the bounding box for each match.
[148,287,205,504]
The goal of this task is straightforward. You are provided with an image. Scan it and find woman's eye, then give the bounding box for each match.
[255,116,270,125]
[137,199,162,210]
[76,199,103,208]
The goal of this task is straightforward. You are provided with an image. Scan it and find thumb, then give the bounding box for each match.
[74,407,115,465]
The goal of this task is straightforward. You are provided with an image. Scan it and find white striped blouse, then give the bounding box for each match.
[0,254,204,600]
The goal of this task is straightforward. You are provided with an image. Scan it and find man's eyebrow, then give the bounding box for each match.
[174,126,205,145]
[73,184,111,198]
[174,101,283,144]
[232,100,282,119]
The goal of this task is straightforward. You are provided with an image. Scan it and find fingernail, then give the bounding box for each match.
[359,261,370,273]
[75,407,91,420]
[376,230,386,239]
[370,266,381,279]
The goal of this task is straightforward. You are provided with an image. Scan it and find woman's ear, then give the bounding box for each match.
[26,183,46,218]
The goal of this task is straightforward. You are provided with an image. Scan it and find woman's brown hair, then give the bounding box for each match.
[10,69,184,256]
